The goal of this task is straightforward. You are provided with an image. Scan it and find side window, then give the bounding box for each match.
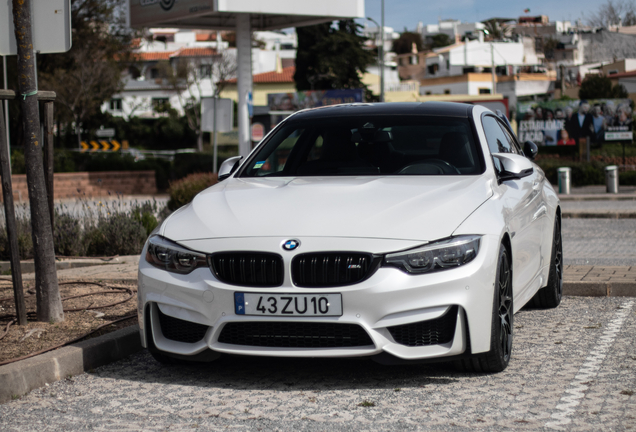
[500,125,523,154]
[482,115,516,154]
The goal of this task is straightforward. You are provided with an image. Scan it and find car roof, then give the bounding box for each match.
[290,101,474,121]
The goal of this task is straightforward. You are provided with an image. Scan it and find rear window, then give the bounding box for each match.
[240,115,484,177]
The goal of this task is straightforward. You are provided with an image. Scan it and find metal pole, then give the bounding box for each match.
[236,14,253,158]
[2,56,10,172]
[491,43,496,95]
[213,95,218,173]
[380,0,385,102]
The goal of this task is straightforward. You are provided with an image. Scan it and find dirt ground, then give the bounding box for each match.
[0,280,137,365]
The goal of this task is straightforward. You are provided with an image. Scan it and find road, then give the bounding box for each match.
[562,218,636,266]
[0,297,634,431]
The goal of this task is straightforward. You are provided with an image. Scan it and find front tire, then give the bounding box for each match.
[530,214,562,308]
[456,243,513,373]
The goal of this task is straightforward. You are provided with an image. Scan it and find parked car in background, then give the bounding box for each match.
[138,102,561,372]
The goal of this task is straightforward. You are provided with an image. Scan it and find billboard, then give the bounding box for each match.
[267,89,364,113]
[0,0,71,55]
[516,99,633,146]
[128,0,216,27]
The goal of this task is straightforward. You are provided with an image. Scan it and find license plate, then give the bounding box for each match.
[234,293,342,316]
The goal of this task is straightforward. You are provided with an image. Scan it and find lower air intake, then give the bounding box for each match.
[388,305,458,347]
[218,322,374,348]
[157,308,209,343]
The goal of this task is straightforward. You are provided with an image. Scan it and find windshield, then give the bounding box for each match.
[240,115,484,177]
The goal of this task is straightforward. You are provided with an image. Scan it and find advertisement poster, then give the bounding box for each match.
[516,99,633,146]
[267,89,364,113]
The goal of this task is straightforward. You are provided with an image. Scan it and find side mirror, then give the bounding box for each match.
[218,156,243,181]
[492,153,534,184]
[523,141,538,160]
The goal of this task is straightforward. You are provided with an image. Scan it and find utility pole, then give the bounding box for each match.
[11,0,63,322]
[491,43,496,95]
[380,0,385,102]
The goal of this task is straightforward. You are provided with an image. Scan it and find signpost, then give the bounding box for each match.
[80,140,123,152]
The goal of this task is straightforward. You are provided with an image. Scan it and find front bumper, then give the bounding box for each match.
[137,235,499,361]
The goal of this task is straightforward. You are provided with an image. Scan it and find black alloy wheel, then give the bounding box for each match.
[530,215,563,308]
[456,243,513,373]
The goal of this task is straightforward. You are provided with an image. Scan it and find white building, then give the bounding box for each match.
[102,29,296,120]
[418,19,486,44]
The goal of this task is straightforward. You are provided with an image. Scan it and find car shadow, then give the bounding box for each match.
[93,350,465,391]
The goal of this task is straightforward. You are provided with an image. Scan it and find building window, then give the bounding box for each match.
[463,67,475,74]
[427,64,439,75]
[110,99,122,111]
[608,69,619,75]
[152,98,171,113]
[446,59,450,69]
[410,55,419,65]
[444,89,451,95]
[150,68,160,79]
[479,88,492,94]
[425,91,432,95]
[200,64,212,78]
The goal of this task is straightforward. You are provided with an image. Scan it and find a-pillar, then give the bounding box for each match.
[236,14,253,157]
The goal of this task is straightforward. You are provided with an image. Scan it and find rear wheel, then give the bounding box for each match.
[530,215,562,308]
[456,243,513,373]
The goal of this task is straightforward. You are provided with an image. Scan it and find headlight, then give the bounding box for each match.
[145,235,208,274]
[384,235,481,274]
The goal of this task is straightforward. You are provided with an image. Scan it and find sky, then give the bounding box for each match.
[363,0,605,32]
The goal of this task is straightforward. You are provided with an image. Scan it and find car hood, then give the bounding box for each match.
[163,176,493,242]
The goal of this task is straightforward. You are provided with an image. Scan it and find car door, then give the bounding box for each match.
[482,115,544,299]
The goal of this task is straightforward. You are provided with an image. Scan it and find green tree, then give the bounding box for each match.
[579,75,629,99]
[430,34,453,49]
[294,20,376,94]
[37,0,135,147]
[392,32,424,54]
[482,19,512,41]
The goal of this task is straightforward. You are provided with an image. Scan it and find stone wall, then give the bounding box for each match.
[0,171,157,202]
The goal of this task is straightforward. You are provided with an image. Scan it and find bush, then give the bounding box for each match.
[131,201,159,237]
[54,213,85,256]
[536,160,607,186]
[168,172,218,210]
[620,170,636,186]
[87,214,147,256]
[0,206,33,260]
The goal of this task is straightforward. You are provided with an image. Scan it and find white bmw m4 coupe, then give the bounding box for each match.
[138,102,562,372]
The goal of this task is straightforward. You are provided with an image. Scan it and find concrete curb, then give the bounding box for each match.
[1,282,635,405]
[562,211,636,219]
[0,325,141,404]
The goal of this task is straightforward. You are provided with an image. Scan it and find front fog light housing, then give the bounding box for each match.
[145,235,208,274]
[384,235,481,274]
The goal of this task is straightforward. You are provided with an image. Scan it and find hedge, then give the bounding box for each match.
[535,159,636,186]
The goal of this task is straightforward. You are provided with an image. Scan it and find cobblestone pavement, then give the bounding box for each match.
[562,218,636,265]
[1,297,634,431]
[565,265,636,284]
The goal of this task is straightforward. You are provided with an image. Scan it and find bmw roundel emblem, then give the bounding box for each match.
[282,239,300,251]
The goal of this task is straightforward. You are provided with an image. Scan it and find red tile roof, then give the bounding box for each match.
[607,70,636,79]
[127,47,218,62]
[133,51,174,61]
[196,33,217,41]
[224,66,295,84]
[173,47,217,57]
